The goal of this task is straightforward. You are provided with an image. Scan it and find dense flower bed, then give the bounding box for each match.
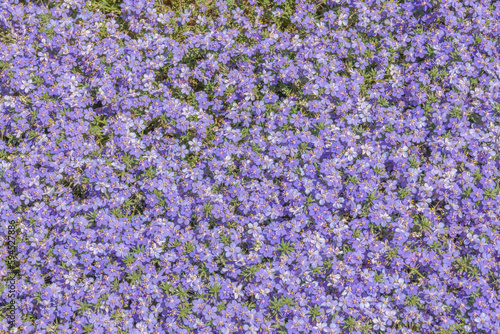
[1,0,500,333]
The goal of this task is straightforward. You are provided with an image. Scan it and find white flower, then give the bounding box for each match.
[338,12,349,26]
[345,147,358,161]
[188,138,202,152]
[327,273,341,286]
[373,317,386,331]
[315,322,327,332]
[233,284,244,299]
[20,79,34,93]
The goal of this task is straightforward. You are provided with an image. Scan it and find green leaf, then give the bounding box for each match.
[277,240,295,256]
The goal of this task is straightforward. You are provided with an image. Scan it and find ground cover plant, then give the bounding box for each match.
[1,0,500,333]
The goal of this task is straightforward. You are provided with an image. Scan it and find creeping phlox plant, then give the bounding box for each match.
[1,0,500,333]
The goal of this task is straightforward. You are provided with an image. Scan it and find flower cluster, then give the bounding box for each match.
[1,0,500,333]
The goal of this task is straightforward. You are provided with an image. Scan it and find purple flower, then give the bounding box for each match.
[115,244,130,257]
[4,1,500,333]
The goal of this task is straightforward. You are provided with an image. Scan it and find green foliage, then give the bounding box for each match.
[277,240,295,256]
[405,294,422,307]
[269,296,296,317]
[86,0,122,15]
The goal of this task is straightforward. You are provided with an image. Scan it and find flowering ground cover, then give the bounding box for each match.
[1,0,500,333]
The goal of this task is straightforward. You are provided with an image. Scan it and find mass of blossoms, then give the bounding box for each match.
[1,0,500,333]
